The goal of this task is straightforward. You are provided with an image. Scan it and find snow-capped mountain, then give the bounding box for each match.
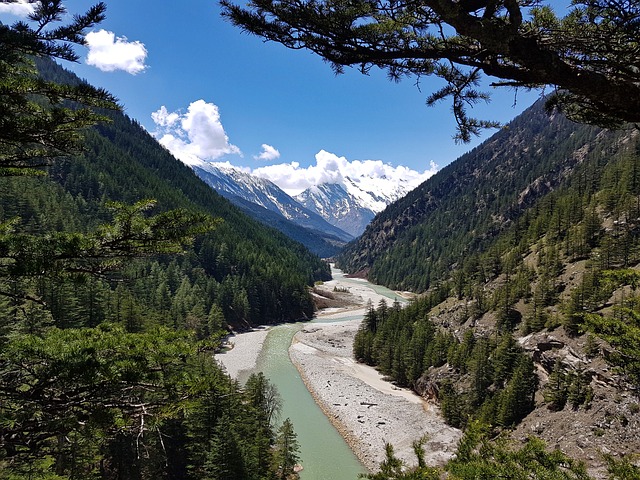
[192,162,353,244]
[295,183,374,238]
[295,176,421,237]
[187,158,426,247]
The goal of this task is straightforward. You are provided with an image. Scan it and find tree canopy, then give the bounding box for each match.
[220,0,640,141]
[0,2,314,477]
[0,0,118,175]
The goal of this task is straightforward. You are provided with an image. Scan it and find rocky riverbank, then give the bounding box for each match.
[215,327,270,380]
[291,279,461,472]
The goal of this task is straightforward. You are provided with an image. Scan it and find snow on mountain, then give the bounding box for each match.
[295,175,420,237]
[191,161,353,243]
[295,183,372,238]
[184,155,429,241]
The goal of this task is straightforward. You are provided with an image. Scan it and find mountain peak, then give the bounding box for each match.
[296,175,417,237]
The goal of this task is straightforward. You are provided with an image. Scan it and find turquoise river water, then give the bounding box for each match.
[246,269,406,480]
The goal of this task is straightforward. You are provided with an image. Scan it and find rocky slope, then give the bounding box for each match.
[417,251,640,477]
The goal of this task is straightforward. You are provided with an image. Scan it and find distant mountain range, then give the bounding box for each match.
[186,160,424,255]
[192,162,350,257]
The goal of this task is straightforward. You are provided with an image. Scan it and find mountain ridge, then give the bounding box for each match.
[336,100,610,291]
[178,156,431,242]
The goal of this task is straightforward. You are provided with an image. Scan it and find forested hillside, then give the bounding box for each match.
[0,50,324,478]
[37,57,330,328]
[337,100,610,291]
[344,101,640,475]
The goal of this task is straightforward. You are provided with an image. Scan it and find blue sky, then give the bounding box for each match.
[2,0,544,192]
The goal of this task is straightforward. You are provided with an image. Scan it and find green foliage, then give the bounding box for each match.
[0,199,215,281]
[0,5,328,478]
[360,443,411,480]
[585,307,640,389]
[354,298,537,429]
[222,0,640,139]
[245,372,283,429]
[342,95,640,437]
[0,324,286,479]
[273,418,300,480]
[339,101,610,293]
[495,356,537,427]
[0,56,330,328]
[446,424,592,480]
[364,423,596,479]
[0,1,118,174]
[605,455,640,480]
[543,359,569,411]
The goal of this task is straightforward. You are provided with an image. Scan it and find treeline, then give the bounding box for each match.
[337,100,612,292]
[354,298,537,429]
[1,325,298,479]
[362,422,635,480]
[14,58,330,332]
[353,126,640,434]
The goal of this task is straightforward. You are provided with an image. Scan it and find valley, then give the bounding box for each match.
[217,267,460,478]
[3,3,640,478]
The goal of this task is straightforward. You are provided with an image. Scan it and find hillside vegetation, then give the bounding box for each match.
[0,58,325,478]
[342,101,640,475]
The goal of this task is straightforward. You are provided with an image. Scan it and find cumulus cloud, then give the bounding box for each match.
[0,0,37,16]
[151,106,180,128]
[151,100,241,165]
[254,144,281,161]
[85,29,147,74]
[252,150,438,196]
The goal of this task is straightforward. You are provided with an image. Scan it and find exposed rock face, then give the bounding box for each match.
[422,296,640,476]
[193,163,353,243]
[519,334,588,373]
[296,175,425,237]
[296,182,375,237]
[415,366,458,401]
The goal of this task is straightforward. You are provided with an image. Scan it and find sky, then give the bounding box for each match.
[1,0,545,195]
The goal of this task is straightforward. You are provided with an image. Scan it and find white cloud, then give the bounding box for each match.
[85,29,147,74]
[0,0,37,16]
[252,150,438,196]
[254,144,281,161]
[151,100,241,165]
[151,106,180,128]
[151,99,435,197]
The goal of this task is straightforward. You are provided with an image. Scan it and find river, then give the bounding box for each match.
[246,268,407,480]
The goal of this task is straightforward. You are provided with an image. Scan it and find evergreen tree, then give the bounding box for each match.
[273,418,300,480]
[439,380,464,428]
[244,372,283,429]
[0,1,118,174]
[496,356,537,427]
[222,0,640,139]
[544,360,568,411]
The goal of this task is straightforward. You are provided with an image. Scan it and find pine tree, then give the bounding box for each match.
[544,360,568,411]
[273,418,300,480]
[439,380,464,428]
[207,303,226,337]
[203,417,246,480]
[496,356,537,427]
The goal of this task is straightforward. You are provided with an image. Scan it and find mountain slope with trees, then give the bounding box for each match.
[36,57,330,327]
[0,5,317,477]
[342,100,640,474]
[337,99,610,291]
